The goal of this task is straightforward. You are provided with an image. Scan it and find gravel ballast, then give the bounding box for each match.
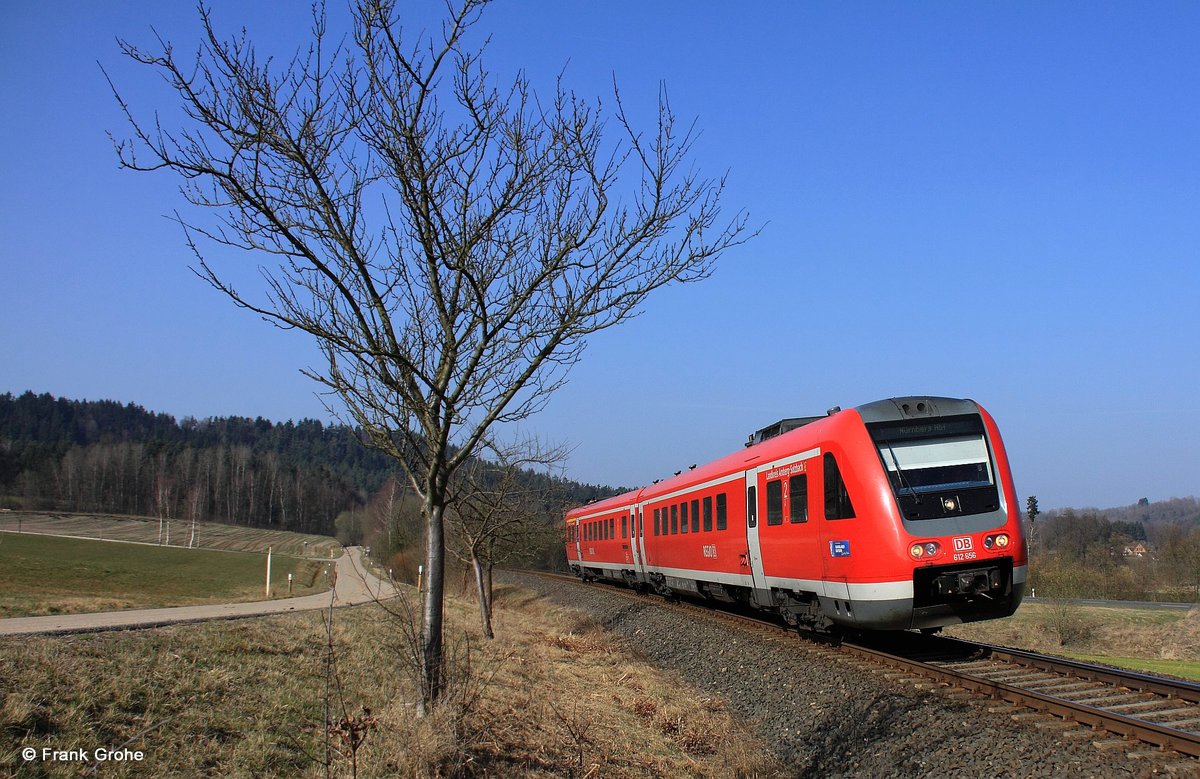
[504,572,1196,778]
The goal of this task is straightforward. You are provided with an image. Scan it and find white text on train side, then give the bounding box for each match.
[764,462,806,481]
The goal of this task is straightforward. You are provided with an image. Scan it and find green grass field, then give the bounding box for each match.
[0,511,341,558]
[0,532,331,618]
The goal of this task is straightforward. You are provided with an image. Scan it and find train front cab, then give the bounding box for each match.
[854,397,1028,631]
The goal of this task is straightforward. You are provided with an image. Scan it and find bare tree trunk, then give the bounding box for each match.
[418,498,445,715]
[472,556,494,640]
[486,563,494,620]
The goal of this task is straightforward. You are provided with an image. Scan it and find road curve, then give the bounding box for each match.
[0,546,395,637]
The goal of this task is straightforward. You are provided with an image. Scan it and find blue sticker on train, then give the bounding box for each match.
[829,540,851,557]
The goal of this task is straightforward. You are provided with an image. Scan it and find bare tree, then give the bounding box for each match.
[107,0,752,712]
[448,443,566,639]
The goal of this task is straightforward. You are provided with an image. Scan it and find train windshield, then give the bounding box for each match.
[868,415,994,497]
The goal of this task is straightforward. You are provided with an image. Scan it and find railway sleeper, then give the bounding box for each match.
[1140,707,1199,719]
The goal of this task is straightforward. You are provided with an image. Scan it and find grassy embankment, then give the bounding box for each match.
[0,532,331,618]
[944,600,1200,681]
[0,585,779,778]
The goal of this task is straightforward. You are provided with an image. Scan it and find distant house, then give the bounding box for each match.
[1123,543,1149,558]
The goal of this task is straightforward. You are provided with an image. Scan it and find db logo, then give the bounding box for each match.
[953,536,973,552]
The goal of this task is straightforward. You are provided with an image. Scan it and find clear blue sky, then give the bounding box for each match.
[2,2,1197,510]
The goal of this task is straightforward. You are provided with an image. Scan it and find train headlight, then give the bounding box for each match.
[983,533,1010,550]
[910,542,940,559]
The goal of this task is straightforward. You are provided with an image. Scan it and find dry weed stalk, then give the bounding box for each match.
[321,591,377,778]
[550,700,597,775]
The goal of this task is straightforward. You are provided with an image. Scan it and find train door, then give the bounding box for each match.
[629,507,646,583]
[744,469,768,591]
[573,519,582,562]
[818,451,856,609]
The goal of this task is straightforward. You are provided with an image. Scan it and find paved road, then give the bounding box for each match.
[1024,596,1199,611]
[0,546,395,637]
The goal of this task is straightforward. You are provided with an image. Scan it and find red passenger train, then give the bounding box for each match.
[564,396,1027,634]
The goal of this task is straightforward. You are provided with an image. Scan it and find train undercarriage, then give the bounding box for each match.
[569,557,1023,635]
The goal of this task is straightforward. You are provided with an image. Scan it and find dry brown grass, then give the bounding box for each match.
[1,584,780,777]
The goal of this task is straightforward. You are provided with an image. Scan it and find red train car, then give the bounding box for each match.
[565,396,1027,633]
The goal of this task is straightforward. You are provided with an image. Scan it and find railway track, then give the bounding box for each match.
[845,632,1200,758]
[528,570,1200,765]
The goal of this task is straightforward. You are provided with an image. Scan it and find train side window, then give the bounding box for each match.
[609,517,615,539]
[766,479,783,525]
[747,486,757,528]
[690,499,700,532]
[703,496,713,531]
[824,452,856,520]
[681,502,689,534]
[671,504,679,534]
[716,493,727,530]
[621,515,627,539]
[653,508,660,536]
[790,474,809,523]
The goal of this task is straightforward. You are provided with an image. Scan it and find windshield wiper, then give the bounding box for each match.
[883,442,921,504]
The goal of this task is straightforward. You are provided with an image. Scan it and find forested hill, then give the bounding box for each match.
[0,391,391,534]
[0,391,622,536]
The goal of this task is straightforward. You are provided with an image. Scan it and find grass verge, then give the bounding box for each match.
[1,585,780,777]
[944,600,1200,681]
[0,533,329,618]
